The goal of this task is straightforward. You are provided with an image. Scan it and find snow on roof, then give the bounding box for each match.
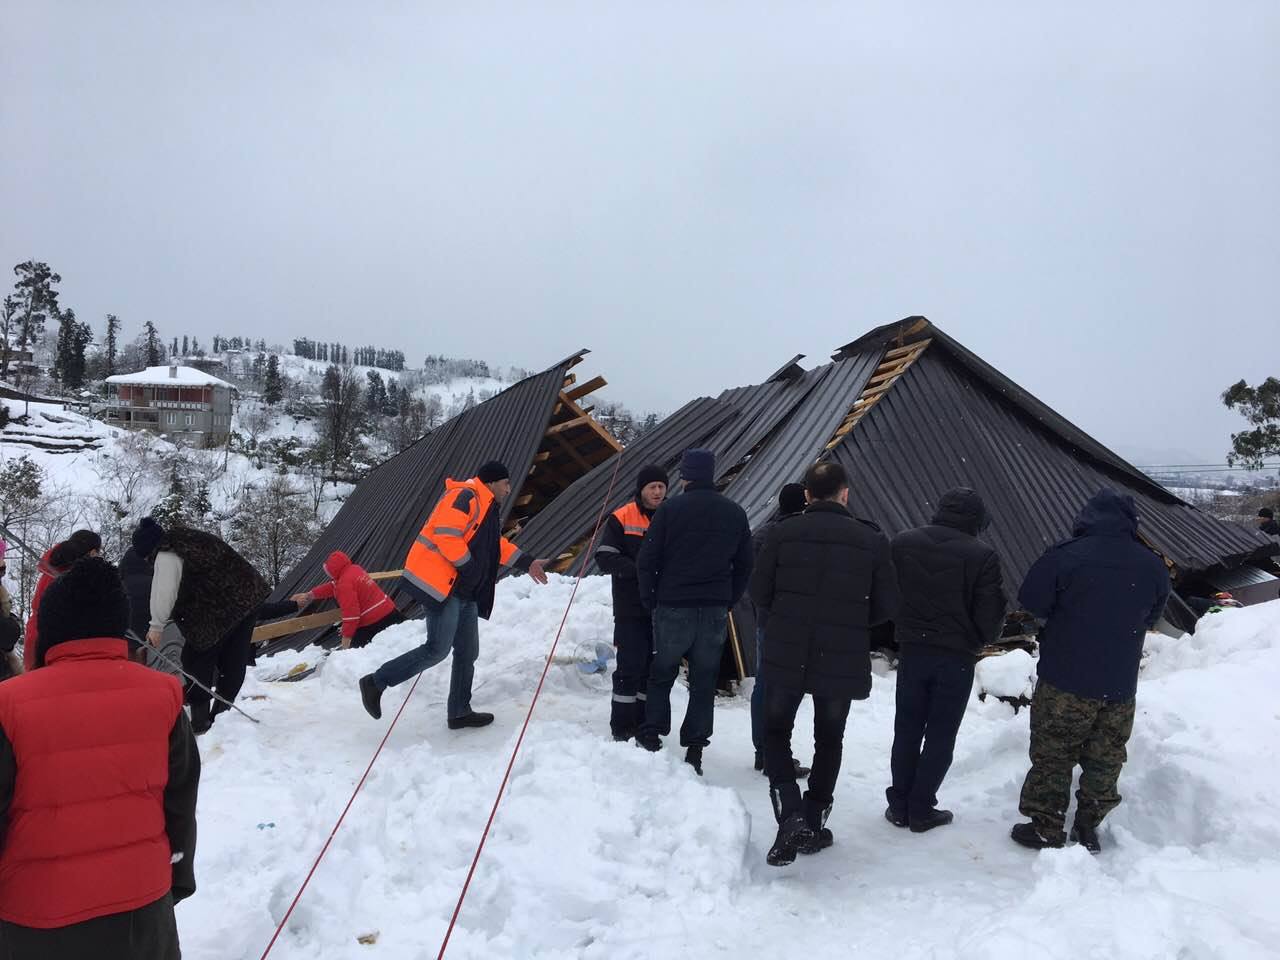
[106,365,234,389]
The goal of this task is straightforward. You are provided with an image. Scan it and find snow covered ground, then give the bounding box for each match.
[184,580,1280,960]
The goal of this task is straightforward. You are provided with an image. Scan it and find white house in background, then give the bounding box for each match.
[105,364,235,447]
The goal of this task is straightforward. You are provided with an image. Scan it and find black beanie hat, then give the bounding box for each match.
[1261,507,1275,520]
[680,448,715,485]
[635,465,669,496]
[132,516,165,557]
[49,529,103,569]
[778,482,807,516]
[37,557,129,664]
[477,460,510,484]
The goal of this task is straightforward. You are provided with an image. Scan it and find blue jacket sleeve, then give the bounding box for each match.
[635,507,664,611]
[1018,549,1060,620]
[1145,567,1172,629]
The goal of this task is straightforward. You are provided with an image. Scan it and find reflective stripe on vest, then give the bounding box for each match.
[612,502,651,537]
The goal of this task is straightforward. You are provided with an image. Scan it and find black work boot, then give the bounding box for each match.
[884,806,909,829]
[767,813,814,867]
[448,711,494,729]
[685,746,704,776]
[1010,821,1065,850]
[909,808,955,833]
[1070,821,1103,854]
[799,795,833,855]
[636,731,662,752]
[358,675,383,720]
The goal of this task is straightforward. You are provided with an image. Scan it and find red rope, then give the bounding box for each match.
[258,671,424,960]
[435,453,625,960]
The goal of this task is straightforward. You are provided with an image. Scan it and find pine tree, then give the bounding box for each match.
[171,337,179,357]
[252,351,266,385]
[365,370,386,414]
[181,335,189,356]
[191,337,202,357]
[264,354,283,405]
[143,321,163,367]
[104,314,120,377]
[4,260,61,382]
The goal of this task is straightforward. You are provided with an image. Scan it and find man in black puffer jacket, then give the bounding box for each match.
[885,488,1006,833]
[750,461,898,866]
[636,449,753,774]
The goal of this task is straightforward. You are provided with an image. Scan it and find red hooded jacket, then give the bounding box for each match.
[21,548,63,673]
[310,551,395,640]
[0,638,196,928]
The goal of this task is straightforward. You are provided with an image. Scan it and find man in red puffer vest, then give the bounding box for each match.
[291,550,404,649]
[0,557,200,959]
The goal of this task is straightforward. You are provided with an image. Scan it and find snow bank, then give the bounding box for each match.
[183,584,1280,959]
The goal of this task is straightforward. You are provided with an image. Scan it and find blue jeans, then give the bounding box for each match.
[642,606,727,748]
[750,625,767,752]
[372,595,480,720]
[886,648,975,818]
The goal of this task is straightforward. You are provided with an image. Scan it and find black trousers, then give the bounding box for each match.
[0,892,179,960]
[349,609,405,649]
[765,685,852,826]
[886,648,975,818]
[610,616,653,738]
[183,611,256,717]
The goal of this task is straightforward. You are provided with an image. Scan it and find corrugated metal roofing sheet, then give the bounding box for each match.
[829,347,1276,596]
[512,396,740,575]
[722,354,881,529]
[263,354,585,654]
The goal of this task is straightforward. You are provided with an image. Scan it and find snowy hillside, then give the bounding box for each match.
[183,580,1280,959]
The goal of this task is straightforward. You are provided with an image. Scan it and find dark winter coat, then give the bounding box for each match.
[749,499,899,700]
[159,528,270,651]
[1262,518,1280,536]
[1018,489,1171,701]
[118,547,155,646]
[595,499,656,621]
[636,482,754,611]
[447,495,534,620]
[891,489,1007,658]
[0,638,199,933]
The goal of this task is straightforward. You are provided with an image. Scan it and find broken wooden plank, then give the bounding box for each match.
[564,375,607,403]
[546,414,593,436]
[883,338,932,362]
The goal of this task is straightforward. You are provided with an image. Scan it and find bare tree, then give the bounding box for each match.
[227,474,319,587]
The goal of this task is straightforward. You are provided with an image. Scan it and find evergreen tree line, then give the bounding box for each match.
[292,339,406,372]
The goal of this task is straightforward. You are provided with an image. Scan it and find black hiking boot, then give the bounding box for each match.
[359,675,383,720]
[685,746,704,776]
[636,732,662,752]
[1070,821,1103,854]
[799,828,834,855]
[910,809,955,833]
[884,806,909,829]
[766,813,814,867]
[1010,821,1065,850]
[448,711,494,730]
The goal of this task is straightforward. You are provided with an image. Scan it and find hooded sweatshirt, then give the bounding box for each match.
[890,488,1007,657]
[1018,489,1171,700]
[309,551,395,640]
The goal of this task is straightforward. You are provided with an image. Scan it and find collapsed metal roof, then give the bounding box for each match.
[827,318,1276,586]
[512,318,1276,596]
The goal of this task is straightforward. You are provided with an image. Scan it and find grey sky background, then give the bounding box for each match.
[3,1,1277,465]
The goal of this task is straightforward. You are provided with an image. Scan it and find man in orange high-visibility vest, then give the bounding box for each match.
[359,461,548,728]
[594,465,669,741]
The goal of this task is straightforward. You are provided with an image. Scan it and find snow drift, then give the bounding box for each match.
[182,579,1280,959]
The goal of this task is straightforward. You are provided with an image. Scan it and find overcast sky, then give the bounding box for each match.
[3,1,1277,465]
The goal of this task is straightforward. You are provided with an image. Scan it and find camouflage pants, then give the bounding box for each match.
[1018,680,1136,844]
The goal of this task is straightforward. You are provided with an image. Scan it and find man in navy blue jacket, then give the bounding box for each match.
[636,449,753,775]
[1011,489,1170,853]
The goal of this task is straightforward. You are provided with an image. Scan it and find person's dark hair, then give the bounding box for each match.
[804,462,848,501]
[49,529,102,569]
[1261,507,1275,520]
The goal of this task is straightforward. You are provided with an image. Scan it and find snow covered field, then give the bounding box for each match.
[185,579,1280,960]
